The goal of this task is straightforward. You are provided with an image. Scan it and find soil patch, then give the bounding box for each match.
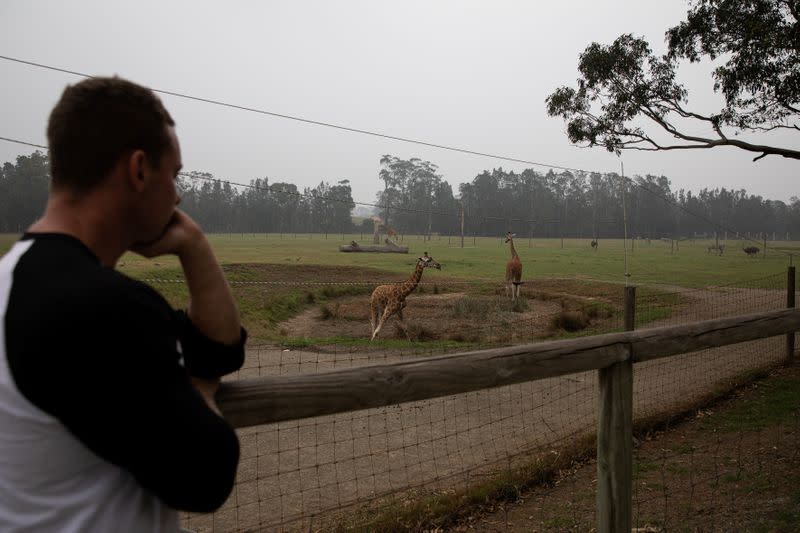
[450,365,800,532]
[268,271,632,344]
[281,293,577,343]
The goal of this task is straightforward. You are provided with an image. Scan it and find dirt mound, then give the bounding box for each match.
[279,292,564,342]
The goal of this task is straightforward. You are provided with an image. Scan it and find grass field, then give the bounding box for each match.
[3,232,794,286]
[2,232,796,341]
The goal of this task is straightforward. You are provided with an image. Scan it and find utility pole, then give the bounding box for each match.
[561,194,567,249]
[529,174,535,248]
[460,201,465,249]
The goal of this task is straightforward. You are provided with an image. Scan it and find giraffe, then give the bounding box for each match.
[371,216,399,245]
[505,232,523,300]
[369,252,441,341]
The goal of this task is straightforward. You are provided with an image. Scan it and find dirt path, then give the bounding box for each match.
[457,365,800,532]
[181,285,792,532]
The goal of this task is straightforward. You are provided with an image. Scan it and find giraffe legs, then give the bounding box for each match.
[506,280,521,301]
[369,300,380,338]
[370,304,385,341]
[371,304,395,341]
[396,308,411,341]
[511,282,522,301]
[370,302,410,341]
[506,279,514,300]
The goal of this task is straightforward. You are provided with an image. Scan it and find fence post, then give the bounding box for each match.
[788,265,796,365]
[597,286,634,533]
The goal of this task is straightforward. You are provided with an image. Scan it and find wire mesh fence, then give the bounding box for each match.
[176,269,796,532]
[630,373,800,532]
[465,365,800,532]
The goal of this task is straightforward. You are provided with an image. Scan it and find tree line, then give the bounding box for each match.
[2,150,798,240]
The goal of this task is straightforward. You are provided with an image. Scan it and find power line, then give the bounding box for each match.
[0,55,791,251]
[0,134,460,217]
[0,136,46,150]
[0,54,602,175]
[0,133,791,255]
[619,174,784,254]
[181,172,458,217]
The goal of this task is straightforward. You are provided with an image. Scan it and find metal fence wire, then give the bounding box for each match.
[174,270,796,532]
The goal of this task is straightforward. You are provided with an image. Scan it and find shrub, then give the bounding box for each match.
[510,298,529,313]
[451,296,490,319]
[394,323,436,341]
[584,302,613,319]
[319,303,340,320]
[551,310,589,332]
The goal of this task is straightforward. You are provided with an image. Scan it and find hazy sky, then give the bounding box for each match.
[1,1,797,206]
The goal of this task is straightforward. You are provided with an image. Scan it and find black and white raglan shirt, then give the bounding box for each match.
[0,233,246,533]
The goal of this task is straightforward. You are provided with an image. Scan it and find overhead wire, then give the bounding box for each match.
[0,54,792,256]
[0,134,791,257]
[0,55,789,243]
[0,54,598,175]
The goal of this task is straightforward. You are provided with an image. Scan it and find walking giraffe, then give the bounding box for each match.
[505,232,523,300]
[369,252,441,340]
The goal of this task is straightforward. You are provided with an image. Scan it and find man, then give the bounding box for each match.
[0,77,246,532]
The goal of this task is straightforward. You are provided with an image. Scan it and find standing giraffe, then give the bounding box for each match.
[505,232,523,300]
[369,252,441,341]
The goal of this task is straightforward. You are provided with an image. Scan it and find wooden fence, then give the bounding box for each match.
[216,266,798,532]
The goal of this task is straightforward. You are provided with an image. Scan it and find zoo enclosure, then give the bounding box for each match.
[202,267,799,532]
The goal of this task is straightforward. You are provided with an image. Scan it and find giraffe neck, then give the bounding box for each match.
[509,239,518,258]
[398,262,424,298]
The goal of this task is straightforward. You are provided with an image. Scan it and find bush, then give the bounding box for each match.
[318,303,340,320]
[584,302,613,319]
[510,298,529,313]
[394,323,436,341]
[551,310,589,332]
[451,296,490,319]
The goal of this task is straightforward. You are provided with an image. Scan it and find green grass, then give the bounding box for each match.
[329,434,596,532]
[702,375,800,432]
[671,443,695,455]
[542,516,574,528]
[2,232,793,342]
[276,336,478,351]
[634,460,659,475]
[3,233,795,289]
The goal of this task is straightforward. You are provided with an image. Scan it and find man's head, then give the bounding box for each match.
[46,77,183,244]
[47,76,176,194]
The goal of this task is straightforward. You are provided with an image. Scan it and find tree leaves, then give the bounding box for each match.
[546,0,799,161]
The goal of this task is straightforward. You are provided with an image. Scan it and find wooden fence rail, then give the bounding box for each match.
[216,270,798,533]
[218,308,800,428]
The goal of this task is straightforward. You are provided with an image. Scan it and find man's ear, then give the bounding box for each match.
[127,150,148,191]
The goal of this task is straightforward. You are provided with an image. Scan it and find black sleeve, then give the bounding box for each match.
[173,310,247,379]
[8,282,241,513]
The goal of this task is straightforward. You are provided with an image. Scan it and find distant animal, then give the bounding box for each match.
[707,244,725,255]
[505,232,523,300]
[590,239,598,250]
[369,252,441,341]
[743,246,760,257]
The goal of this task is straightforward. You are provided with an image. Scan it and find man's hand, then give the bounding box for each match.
[131,209,204,260]
[132,208,241,346]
